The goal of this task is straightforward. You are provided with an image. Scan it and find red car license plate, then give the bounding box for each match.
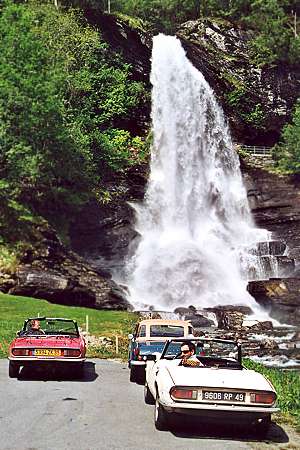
[34,349,62,357]
[202,390,245,402]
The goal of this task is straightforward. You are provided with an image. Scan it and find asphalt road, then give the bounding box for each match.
[0,359,292,450]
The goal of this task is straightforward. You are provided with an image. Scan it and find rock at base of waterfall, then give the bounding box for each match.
[0,224,131,310]
[244,321,273,332]
[248,278,300,325]
[260,338,279,352]
[174,306,215,328]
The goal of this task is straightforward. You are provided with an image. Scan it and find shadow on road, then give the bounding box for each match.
[170,417,289,444]
[17,361,98,382]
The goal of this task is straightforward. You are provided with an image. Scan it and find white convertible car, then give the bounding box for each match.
[144,338,279,434]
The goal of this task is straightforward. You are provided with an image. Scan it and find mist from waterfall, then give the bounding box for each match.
[127,34,270,313]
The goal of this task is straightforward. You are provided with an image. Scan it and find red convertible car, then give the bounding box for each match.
[8,317,86,378]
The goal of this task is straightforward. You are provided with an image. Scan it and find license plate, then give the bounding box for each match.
[202,390,245,402]
[34,349,62,357]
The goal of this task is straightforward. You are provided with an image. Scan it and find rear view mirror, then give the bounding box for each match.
[128,333,133,340]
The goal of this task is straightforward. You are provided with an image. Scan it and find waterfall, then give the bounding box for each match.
[126,34,270,312]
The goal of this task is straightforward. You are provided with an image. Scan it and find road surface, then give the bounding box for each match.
[0,359,293,450]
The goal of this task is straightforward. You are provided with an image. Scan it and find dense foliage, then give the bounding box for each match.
[109,0,300,66]
[0,0,299,250]
[0,0,147,243]
[272,100,300,173]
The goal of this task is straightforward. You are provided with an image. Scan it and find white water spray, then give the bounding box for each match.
[127,35,270,313]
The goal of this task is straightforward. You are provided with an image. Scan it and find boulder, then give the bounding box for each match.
[246,321,273,332]
[248,278,300,325]
[184,314,215,328]
[260,338,279,352]
[0,225,131,310]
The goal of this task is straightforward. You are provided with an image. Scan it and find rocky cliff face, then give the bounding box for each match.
[242,158,300,325]
[1,15,299,319]
[0,225,131,310]
[177,19,300,145]
[69,15,300,321]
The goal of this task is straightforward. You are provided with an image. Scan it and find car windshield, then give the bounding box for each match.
[139,342,165,354]
[24,319,78,336]
[150,325,184,337]
[163,339,240,365]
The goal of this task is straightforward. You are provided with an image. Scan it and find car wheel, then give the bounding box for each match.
[75,363,84,379]
[130,366,137,382]
[154,397,169,431]
[255,415,271,437]
[9,361,19,378]
[144,383,155,405]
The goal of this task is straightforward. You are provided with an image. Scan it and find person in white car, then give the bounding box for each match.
[179,341,203,367]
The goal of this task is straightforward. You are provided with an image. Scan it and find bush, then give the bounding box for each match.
[273,100,300,174]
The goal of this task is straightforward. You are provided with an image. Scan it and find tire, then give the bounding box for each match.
[130,366,145,383]
[75,363,84,379]
[130,366,138,382]
[9,361,19,378]
[144,383,155,405]
[154,397,169,431]
[255,415,271,437]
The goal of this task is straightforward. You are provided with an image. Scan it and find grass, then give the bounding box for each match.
[0,245,19,274]
[0,292,138,359]
[244,359,300,430]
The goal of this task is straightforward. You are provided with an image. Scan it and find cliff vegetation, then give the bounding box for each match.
[0,0,299,268]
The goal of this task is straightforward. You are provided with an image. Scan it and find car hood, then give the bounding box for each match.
[13,336,81,348]
[165,364,274,391]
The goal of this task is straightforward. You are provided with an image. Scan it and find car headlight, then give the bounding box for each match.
[250,391,276,405]
[170,386,198,400]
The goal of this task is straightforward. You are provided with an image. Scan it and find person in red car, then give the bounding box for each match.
[26,319,45,335]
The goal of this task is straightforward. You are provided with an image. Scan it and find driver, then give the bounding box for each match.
[179,341,202,367]
[26,319,45,335]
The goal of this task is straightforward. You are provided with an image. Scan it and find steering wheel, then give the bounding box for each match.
[173,352,183,360]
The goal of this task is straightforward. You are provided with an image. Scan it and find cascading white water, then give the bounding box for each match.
[127,34,270,312]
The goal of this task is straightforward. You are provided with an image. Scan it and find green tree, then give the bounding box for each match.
[273,100,300,173]
[0,0,147,241]
[113,0,200,32]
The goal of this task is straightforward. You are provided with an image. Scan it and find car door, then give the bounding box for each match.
[147,357,161,396]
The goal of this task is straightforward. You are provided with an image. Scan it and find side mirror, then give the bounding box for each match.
[128,333,133,340]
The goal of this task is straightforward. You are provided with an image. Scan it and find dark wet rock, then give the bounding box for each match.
[205,305,253,315]
[291,331,300,341]
[249,240,286,257]
[0,225,131,310]
[246,321,273,332]
[186,314,215,328]
[260,338,279,351]
[243,166,300,271]
[174,307,193,316]
[69,166,148,275]
[203,305,254,330]
[248,278,300,325]
[173,307,215,328]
